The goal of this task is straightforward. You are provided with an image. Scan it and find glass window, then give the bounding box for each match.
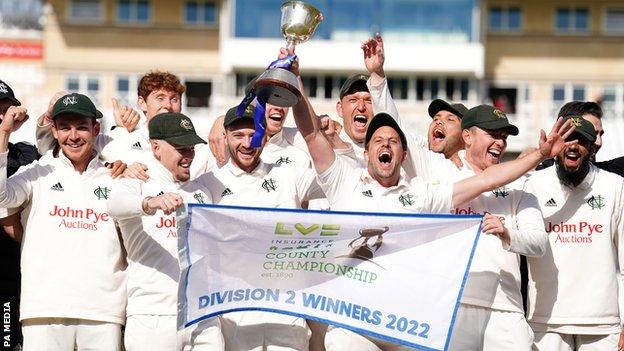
[553,85,565,101]
[301,75,318,98]
[430,79,439,100]
[388,78,408,100]
[489,7,502,30]
[460,79,469,101]
[186,81,212,108]
[235,0,474,43]
[67,75,80,92]
[186,1,198,23]
[445,78,455,101]
[323,76,332,99]
[488,6,522,32]
[70,0,102,22]
[117,77,129,92]
[508,7,521,30]
[572,85,585,100]
[556,8,569,31]
[605,8,624,33]
[117,0,150,23]
[556,7,589,33]
[603,85,617,102]
[416,78,425,101]
[185,1,217,25]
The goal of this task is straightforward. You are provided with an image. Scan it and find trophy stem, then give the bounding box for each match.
[285,39,296,52]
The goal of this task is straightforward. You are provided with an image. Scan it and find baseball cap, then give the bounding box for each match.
[148,112,206,146]
[428,99,468,119]
[564,115,596,143]
[339,74,370,99]
[364,113,407,150]
[0,80,20,106]
[461,105,519,136]
[223,104,259,129]
[52,93,103,120]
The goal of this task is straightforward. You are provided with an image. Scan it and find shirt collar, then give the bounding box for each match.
[360,169,410,192]
[145,156,182,185]
[224,159,270,178]
[267,130,284,146]
[56,149,102,174]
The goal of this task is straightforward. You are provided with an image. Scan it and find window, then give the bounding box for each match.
[117,0,150,24]
[488,86,517,114]
[235,72,260,96]
[388,78,408,100]
[69,0,103,22]
[488,6,522,32]
[65,73,101,105]
[185,1,217,26]
[301,75,318,98]
[116,75,139,105]
[460,79,470,101]
[605,8,624,34]
[555,7,589,33]
[185,81,212,108]
[603,85,617,103]
[553,85,565,102]
[572,85,585,101]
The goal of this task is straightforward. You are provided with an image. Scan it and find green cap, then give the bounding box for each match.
[365,113,407,150]
[564,115,596,143]
[148,112,206,146]
[52,93,103,120]
[224,105,258,128]
[461,105,519,136]
[428,99,468,119]
[339,74,369,99]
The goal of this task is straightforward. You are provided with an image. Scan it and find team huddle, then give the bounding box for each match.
[0,34,622,351]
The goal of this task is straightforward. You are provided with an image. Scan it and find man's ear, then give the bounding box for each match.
[93,121,101,137]
[461,129,471,146]
[400,150,407,163]
[336,100,343,118]
[51,123,58,139]
[150,140,160,159]
[138,95,148,114]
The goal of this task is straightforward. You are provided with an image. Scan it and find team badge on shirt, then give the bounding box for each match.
[587,195,605,210]
[492,186,509,198]
[261,178,278,192]
[398,193,415,207]
[93,186,110,200]
[276,156,292,165]
[193,192,205,204]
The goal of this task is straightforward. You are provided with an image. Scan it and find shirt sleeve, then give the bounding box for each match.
[316,156,358,207]
[614,177,624,327]
[35,121,56,156]
[107,178,146,219]
[412,178,453,214]
[0,151,35,209]
[506,178,548,257]
[295,167,324,202]
[190,143,216,179]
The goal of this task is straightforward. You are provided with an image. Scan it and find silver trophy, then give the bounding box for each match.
[254,1,323,107]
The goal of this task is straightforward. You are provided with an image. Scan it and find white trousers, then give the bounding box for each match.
[220,311,310,351]
[324,325,415,351]
[533,332,620,351]
[124,315,223,351]
[22,317,122,351]
[448,304,533,351]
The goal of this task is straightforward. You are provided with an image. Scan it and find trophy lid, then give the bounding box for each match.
[280,1,324,45]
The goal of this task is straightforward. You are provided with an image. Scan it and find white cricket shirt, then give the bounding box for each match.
[527,164,624,333]
[0,150,127,324]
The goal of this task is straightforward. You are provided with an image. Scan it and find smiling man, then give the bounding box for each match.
[196,105,326,351]
[526,116,624,351]
[0,93,126,350]
[427,99,468,162]
[107,112,223,351]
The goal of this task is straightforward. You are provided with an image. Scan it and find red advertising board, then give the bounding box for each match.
[0,41,42,59]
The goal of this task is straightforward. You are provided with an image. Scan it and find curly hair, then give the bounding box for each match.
[137,71,186,100]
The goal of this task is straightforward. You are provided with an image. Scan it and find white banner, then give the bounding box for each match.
[178,204,481,351]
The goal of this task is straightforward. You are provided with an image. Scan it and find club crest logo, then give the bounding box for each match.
[492,186,509,198]
[493,109,507,119]
[570,116,583,127]
[398,193,415,206]
[587,195,605,210]
[262,178,278,192]
[0,83,8,94]
[276,156,291,165]
[63,95,78,106]
[180,119,193,131]
[193,192,205,204]
[94,186,110,200]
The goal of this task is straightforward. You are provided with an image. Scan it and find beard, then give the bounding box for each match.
[555,156,590,188]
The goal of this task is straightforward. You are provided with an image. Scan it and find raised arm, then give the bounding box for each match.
[452,117,576,207]
[286,48,337,174]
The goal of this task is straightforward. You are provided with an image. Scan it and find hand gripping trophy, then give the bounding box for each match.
[236,1,323,147]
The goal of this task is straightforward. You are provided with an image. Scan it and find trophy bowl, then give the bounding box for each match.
[280,1,324,46]
[255,68,302,107]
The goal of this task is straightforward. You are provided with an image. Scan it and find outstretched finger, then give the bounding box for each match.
[111,98,119,111]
